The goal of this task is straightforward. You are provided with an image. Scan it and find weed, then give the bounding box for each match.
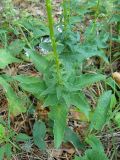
[0,0,119,159]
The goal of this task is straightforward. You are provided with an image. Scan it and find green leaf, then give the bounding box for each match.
[40,84,56,96]
[19,83,45,99]
[85,135,108,160]
[14,75,41,84]
[64,127,84,149]
[43,94,58,107]
[69,92,90,118]
[90,90,112,131]
[30,51,48,73]
[75,74,106,89]
[74,156,81,160]
[0,146,5,160]
[4,144,12,159]
[18,18,49,38]
[65,74,106,91]
[7,90,26,117]
[106,77,120,97]
[0,49,21,69]
[8,39,25,56]
[110,94,116,109]
[0,77,26,116]
[61,46,108,65]
[33,121,46,150]
[114,113,120,127]
[75,136,108,160]
[49,105,68,148]
[14,75,46,99]
[16,133,31,142]
[0,141,12,159]
[0,124,5,141]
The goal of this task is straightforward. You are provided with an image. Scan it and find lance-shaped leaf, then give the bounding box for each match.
[64,127,84,149]
[69,92,90,118]
[49,105,68,148]
[75,74,106,88]
[106,77,120,97]
[43,94,58,107]
[0,49,21,69]
[90,90,112,131]
[0,77,26,116]
[14,75,46,99]
[0,143,12,160]
[30,51,48,73]
[8,39,25,56]
[16,133,31,142]
[74,136,108,160]
[0,146,5,160]
[65,74,106,91]
[33,121,46,150]
[61,46,108,66]
[14,75,41,84]
[114,113,120,127]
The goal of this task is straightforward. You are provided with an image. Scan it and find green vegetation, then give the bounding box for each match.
[0,0,120,159]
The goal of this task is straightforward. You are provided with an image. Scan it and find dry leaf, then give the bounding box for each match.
[52,149,63,158]
[70,109,89,122]
[112,72,120,85]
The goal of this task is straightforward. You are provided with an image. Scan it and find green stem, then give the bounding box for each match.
[8,139,20,150]
[8,109,11,130]
[108,122,117,160]
[109,24,113,73]
[46,0,61,84]
[18,25,33,50]
[84,0,100,42]
[4,33,7,49]
[63,0,70,31]
[91,0,100,33]
[63,0,67,31]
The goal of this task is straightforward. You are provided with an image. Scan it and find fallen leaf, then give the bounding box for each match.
[70,109,89,122]
[52,149,63,158]
[112,72,120,85]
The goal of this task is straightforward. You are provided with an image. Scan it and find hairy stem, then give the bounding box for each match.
[63,0,70,31]
[91,0,100,33]
[46,0,61,84]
